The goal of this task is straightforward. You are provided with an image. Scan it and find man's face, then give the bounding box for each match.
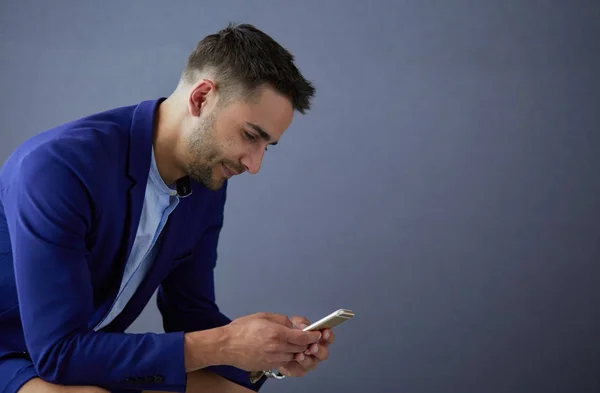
[184,85,294,191]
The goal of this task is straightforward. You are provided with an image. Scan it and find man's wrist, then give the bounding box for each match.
[183,327,228,372]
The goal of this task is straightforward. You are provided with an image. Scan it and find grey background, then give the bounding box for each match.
[1,1,599,392]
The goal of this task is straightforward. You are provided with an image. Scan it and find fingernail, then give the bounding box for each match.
[324,331,330,339]
[298,353,305,361]
[312,345,319,354]
[299,324,308,329]
[304,349,311,355]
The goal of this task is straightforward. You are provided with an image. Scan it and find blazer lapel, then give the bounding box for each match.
[121,99,163,261]
[89,98,164,330]
[104,196,193,331]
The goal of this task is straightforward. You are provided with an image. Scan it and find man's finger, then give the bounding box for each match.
[259,312,294,328]
[284,343,309,353]
[312,343,329,361]
[321,328,335,343]
[286,328,321,345]
[304,342,320,356]
[289,315,310,328]
[276,352,297,364]
[296,353,318,371]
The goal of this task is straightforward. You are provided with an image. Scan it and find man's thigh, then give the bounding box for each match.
[0,356,38,393]
[18,378,110,393]
[143,369,254,393]
[1,358,252,393]
[0,356,112,393]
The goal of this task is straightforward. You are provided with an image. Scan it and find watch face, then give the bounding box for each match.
[267,370,286,379]
[249,369,286,383]
[249,371,267,383]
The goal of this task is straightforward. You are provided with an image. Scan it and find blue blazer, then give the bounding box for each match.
[0,99,265,392]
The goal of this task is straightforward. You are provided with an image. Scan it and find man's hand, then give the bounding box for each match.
[276,315,336,377]
[218,312,322,372]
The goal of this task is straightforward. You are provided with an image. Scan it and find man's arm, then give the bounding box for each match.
[156,192,268,392]
[2,149,189,392]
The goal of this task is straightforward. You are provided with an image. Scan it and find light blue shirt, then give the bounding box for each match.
[94,148,179,331]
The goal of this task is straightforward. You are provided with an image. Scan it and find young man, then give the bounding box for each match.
[0,23,335,393]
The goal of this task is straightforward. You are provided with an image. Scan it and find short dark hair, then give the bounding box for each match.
[181,23,315,114]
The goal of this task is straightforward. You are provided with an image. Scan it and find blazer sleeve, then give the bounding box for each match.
[156,194,268,391]
[2,149,188,392]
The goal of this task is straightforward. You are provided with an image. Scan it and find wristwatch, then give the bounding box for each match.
[249,369,286,384]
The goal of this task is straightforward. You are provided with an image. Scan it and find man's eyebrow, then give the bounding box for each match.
[246,122,278,145]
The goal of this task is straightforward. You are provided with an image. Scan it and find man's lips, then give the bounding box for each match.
[222,163,240,177]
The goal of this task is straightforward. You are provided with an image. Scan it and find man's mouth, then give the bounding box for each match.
[222,163,239,178]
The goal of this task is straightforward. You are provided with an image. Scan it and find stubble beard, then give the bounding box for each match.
[185,112,225,191]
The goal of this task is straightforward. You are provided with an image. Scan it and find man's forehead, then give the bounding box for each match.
[246,91,294,135]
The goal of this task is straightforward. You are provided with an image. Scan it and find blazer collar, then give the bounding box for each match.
[127,97,166,184]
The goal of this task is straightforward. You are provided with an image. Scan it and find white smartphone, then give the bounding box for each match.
[302,308,354,331]
[249,308,355,383]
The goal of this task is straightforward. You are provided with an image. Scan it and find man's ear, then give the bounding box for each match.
[188,79,217,117]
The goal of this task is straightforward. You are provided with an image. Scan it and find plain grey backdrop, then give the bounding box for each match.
[1,1,599,392]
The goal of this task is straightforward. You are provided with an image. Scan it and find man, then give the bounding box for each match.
[0,23,335,393]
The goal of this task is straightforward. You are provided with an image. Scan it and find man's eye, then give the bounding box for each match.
[244,131,256,141]
[244,131,268,151]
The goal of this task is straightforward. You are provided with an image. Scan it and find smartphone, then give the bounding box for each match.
[249,308,355,383]
[302,308,354,331]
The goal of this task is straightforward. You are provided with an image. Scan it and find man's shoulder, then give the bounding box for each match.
[24,103,137,155]
[0,102,143,191]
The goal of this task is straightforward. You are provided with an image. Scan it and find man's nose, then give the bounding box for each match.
[241,150,265,175]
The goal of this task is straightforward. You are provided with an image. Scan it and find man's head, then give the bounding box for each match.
[173,23,315,191]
